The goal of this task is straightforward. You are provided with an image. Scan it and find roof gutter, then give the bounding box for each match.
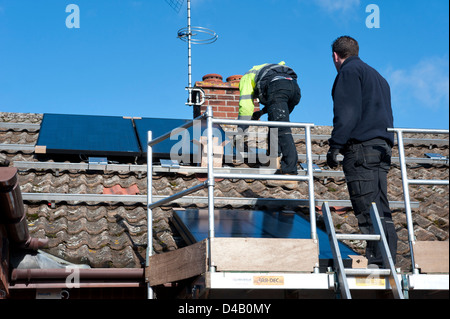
[9,268,145,289]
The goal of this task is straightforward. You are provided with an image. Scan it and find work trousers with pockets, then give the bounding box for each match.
[266,78,301,174]
[342,138,398,266]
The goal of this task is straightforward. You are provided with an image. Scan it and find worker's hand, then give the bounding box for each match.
[327,147,340,168]
[251,110,263,121]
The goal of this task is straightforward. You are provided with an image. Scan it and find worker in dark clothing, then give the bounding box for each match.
[239,62,301,183]
[326,36,397,267]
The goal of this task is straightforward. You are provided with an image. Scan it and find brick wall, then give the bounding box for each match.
[194,73,260,119]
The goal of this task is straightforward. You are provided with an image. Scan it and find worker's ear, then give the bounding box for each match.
[332,52,342,71]
[332,52,339,63]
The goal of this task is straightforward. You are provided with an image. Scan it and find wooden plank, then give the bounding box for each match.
[146,239,207,286]
[211,238,318,272]
[413,241,449,274]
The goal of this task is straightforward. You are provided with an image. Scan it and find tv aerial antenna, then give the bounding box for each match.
[165,0,218,107]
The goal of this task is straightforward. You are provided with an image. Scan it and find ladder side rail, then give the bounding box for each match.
[369,203,405,299]
[388,128,449,274]
[322,202,352,299]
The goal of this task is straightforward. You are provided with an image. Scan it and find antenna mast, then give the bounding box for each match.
[177,0,218,108]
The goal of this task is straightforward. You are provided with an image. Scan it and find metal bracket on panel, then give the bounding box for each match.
[160,159,180,169]
[88,157,107,171]
[425,153,449,163]
[300,163,322,172]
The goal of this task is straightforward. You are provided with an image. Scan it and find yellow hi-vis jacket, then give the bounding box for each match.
[238,61,286,116]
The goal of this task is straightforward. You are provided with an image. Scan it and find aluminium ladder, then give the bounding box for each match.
[322,202,404,299]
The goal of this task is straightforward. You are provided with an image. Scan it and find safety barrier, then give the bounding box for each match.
[145,106,317,298]
[388,128,449,274]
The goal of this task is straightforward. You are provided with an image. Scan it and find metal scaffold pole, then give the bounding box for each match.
[206,106,216,272]
[146,131,154,299]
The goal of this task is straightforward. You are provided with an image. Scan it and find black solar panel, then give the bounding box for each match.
[36,114,141,157]
[173,209,358,260]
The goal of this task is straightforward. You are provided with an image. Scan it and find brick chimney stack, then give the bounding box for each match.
[194,73,260,119]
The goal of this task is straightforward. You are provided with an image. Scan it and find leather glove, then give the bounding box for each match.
[251,110,263,121]
[327,147,340,168]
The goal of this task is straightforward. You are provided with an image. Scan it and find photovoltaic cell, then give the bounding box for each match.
[36,114,141,157]
[173,209,358,260]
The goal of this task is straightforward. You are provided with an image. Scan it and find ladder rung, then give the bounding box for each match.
[344,268,391,276]
[335,234,381,241]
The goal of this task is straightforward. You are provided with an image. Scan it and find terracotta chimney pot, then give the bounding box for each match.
[202,74,223,82]
[226,75,242,83]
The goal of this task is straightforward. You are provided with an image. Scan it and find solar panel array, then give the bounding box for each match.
[36,113,231,161]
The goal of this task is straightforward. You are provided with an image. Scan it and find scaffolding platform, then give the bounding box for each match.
[144,108,449,299]
[146,209,449,299]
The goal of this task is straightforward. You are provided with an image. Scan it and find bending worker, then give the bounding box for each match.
[238,61,301,179]
[327,36,397,267]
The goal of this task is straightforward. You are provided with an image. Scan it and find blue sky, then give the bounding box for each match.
[0,0,448,129]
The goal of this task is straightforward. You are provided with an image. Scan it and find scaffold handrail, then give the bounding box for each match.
[212,117,314,128]
[144,115,448,298]
[388,127,449,274]
[205,106,318,275]
[145,105,319,293]
[388,128,449,134]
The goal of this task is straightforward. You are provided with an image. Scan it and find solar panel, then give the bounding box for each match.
[134,117,233,161]
[36,114,141,157]
[173,209,358,260]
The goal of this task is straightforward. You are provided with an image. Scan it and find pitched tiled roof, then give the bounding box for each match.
[1,112,448,271]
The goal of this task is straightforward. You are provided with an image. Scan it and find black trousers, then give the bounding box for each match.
[266,79,301,174]
[342,138,398,266]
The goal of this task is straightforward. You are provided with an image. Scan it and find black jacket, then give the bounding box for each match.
[255,64,298,105]
[329,56,394,149]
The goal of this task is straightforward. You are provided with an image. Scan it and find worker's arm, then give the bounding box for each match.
[238,73,256,117]
[329,68,362,149]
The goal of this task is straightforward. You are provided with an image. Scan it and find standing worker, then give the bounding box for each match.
[326,36,397,267]
[238,62,301,184]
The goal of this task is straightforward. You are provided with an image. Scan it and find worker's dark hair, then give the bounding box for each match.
[332,36,359,59]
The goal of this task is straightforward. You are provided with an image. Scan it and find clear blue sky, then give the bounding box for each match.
[0,0,448,129]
